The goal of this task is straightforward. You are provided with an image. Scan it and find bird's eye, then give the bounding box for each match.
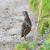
[5,8,9,10]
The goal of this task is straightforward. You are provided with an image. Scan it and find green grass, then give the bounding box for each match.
[14,41,36,50]
[40,38,50,50]
[28,0,50,36]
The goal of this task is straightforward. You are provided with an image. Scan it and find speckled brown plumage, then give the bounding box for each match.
[21,11,32,39]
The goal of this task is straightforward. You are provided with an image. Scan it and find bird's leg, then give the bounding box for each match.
[24,35,27,41]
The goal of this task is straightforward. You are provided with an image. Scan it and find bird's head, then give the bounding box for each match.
[22,11,28,18]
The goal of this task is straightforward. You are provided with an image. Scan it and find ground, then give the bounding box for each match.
[0,0,38,50]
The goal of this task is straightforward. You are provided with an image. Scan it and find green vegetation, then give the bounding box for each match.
[28,0,50,36]
[14,39,50,50]
[40,38,50,50]
[28,0,39,13]
[14,41,36,50]
[28,0,50,49]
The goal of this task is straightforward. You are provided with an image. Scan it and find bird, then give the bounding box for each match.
[21,11,32,40]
